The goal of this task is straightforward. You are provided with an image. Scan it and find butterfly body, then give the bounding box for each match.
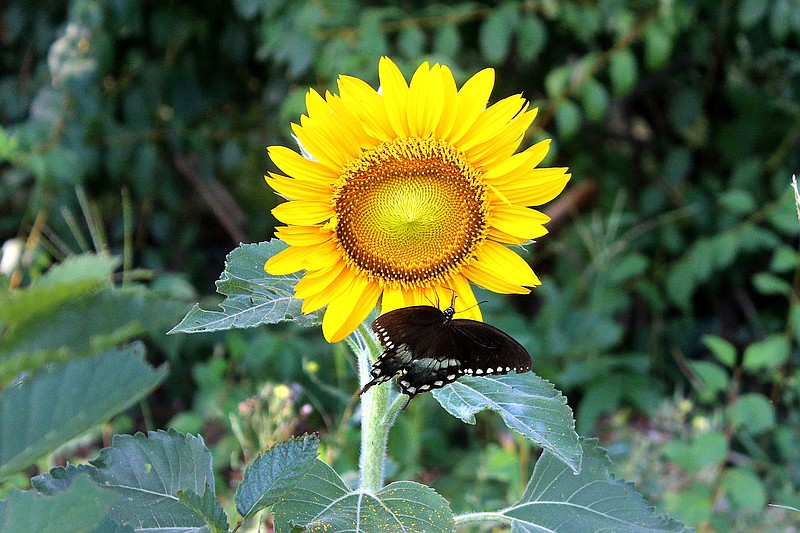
[361,303,531,398]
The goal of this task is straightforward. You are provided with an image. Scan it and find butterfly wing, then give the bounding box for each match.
[363,306,464,397]
[450,319,531,376]
[362,306,532,398]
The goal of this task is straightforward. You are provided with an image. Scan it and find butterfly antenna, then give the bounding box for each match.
[447,288,457,310]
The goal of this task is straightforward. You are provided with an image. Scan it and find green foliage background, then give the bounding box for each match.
[2,0,800,531]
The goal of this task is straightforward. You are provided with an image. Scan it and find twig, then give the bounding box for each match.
[173,154,247,244]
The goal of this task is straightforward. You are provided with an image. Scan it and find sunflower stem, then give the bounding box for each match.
[350,322,392,493]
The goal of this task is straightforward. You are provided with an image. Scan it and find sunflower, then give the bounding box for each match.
[265,57,570,342]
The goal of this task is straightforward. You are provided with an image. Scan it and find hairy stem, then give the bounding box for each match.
[349,322,392,492]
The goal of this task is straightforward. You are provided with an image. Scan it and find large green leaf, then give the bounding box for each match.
[501,439,688,533]
[432,373,582,474]
[235,433,319,518]
[0,286,186,385]
[33,429,215,532]
[0,342,167,477]
[170,240,318,334]
[1,475,120,533]
[273,460,455,533]
[0,253,120,324]
[177,484,229,533]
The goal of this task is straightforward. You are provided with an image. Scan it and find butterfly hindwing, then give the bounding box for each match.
[361,303,532,398]
[450,319,531,377]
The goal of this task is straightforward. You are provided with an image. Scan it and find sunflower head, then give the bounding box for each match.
[265,57,570,342]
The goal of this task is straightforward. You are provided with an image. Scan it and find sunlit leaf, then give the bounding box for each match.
[433,372,581,474]
[502,439,688,533]
[274,460,455,533]
[1,475,118,533]
[236,434,319,518]
[0,342,167,477]
[177,484,229,533]
[32,429,214,531]
[170,241,317,334]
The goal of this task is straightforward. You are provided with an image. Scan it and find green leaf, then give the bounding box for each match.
[170,240,317,334]
[665,259,695,309]
[433,23,460,57]
[479,2,519,64]
[644,21,673,70]
[701,335,737,367]
[1,475,119,533]
[662,484,713,526]
[0,342,167,478]
[516,15,547,62]
[579,78,609,123]
[753,272,792,296]
[0,253,119,323]
[688,360,730,403]
[730,393,776,435]
[0,285,185,384]
[502,439,687,532]
[545,66,572,98]
[607,252,648,284]
[273,460,455,533]
[743,335,790,371]
[32,429,214,531]
[432,373,581,474]
[609,48,637,96]
[663,431,728,471]
[177,484,229,533]
[719,189,756,215]
[770,246,799,273]
[720,467,767,511]
[770,0,792,40]
[397,23,425,58]
[554,99,582,139]
[738,0,769,27]
[576,379,622,435]
[236,434,319,518]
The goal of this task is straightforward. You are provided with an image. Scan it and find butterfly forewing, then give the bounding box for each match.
[362,304,532,398]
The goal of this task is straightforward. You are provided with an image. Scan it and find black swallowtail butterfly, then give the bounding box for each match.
[360,300,531,398]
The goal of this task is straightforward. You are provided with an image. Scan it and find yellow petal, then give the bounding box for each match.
[264,242,338,275]
[322,275,382,342]
[408,63,444,138]
[338,75,394,140]
[327,92,381,149]
[268,145,338,182]
[292,117,348,171]
[274,225,333,246]
[495,169,571,206]
[380,285,408,314]
[458,95,527,152]
[477,240,540,287]
[379,56,410,137]
[447,68,495,144]
[265,173,333,201]
[482,141,550,185]
[272,200,332,225]
[433,64,459,139]
[468,107,538,168]
[490,205,551,240]
[486,226,534,245]
[301,268,357,315]
[295,258,345,296]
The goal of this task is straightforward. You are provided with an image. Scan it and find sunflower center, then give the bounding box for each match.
[333,137,489,286]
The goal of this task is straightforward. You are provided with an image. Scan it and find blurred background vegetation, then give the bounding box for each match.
[1,0,800,531]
